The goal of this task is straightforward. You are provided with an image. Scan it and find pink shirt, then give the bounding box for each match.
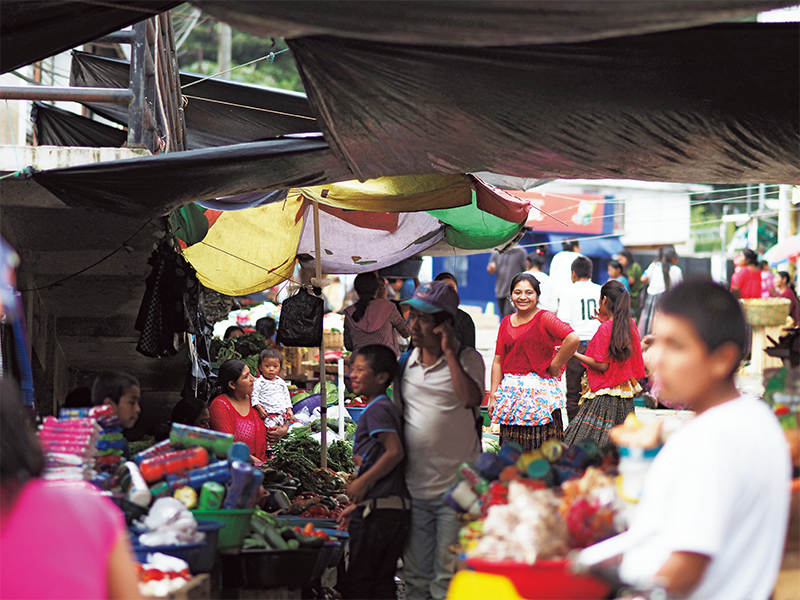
[1,479,127,599]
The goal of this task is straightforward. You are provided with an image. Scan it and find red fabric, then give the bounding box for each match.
[1,479,127,599]
[470,174,531,222]
[731,266,762,299]
[495,310,574,378]
[209,395,267,461]
[779,287,799,323]
[584,319,646,390]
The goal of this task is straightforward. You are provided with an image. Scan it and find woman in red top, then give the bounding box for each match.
[730,248,763,299]
[209,359,267,463]
[565,281,646,446]
[489,273,580,450]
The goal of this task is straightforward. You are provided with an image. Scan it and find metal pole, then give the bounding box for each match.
[94,31,135,44]
[0,86,133,103]
[218,23,232,79]
[313,200,327,469]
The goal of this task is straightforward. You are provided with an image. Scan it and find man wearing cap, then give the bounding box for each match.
[397,281,485,600]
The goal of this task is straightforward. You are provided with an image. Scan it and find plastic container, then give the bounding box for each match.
[221,547,322,589]
[465,558,611,600]
[278,515,338,529]
[139,446,209,483]
[190,508,254,550]
[130,519,222,573]
[347,407,366,423]
[310,540,340,580]
[617,446,660,503]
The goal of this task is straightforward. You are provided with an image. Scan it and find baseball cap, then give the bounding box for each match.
[401,281,459,315]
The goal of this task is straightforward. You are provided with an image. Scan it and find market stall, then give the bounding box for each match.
[38,402,356,598]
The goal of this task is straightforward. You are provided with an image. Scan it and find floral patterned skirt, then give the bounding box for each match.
[493,372,565,427]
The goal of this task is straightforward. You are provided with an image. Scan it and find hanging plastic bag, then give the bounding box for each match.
[276,288,323,347]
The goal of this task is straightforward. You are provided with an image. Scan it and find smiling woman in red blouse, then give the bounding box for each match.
[208,359,267,463]
[488,272,580,451]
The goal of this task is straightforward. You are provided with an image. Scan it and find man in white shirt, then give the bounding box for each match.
[557,256,601,421]
[526,250,558,312]
[549,240,583,311]
[397,281,485,600]
[618,280,791,599]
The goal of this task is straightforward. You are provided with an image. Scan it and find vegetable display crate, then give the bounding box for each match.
[278,515,339,528]
[742,298,791,326]
[310,540,342,580]
[191,508,254,550]
[323,331,344,350]
[465,558,611,600]
[132,519,223,574]
[141,573,211,600]
[347,406,366,423]
[221,547,322,589]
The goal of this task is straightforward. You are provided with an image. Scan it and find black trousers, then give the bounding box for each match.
[565,341,589,422]
[497,297,514,318]
[342,506,411,599]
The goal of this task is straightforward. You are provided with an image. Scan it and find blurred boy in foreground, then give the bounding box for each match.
[616,281,790,598]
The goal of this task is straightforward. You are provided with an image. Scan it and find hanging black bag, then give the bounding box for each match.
[276,287,324,347]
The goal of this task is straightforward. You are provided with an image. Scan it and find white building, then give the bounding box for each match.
[533,178,712,255]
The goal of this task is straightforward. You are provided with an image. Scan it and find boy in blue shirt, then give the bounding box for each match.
[338,344,411,599]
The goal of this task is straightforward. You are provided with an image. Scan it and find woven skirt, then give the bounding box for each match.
[499,415,564,452]
[564,394,635,447]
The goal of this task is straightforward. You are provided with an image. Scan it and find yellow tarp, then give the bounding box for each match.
[299,174,474,213]
[182,195,305,296]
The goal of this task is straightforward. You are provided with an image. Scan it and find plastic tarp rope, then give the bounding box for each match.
[0,0,179,74]
[192,1,790,46]
[286,24,799,184]
[70,51,319,149]
[31,135,354,218]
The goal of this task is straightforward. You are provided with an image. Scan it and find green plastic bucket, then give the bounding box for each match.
[191,508,254,550]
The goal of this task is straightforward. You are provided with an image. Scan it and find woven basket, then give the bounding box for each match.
[741,298,791,327]
[323,331,344,350]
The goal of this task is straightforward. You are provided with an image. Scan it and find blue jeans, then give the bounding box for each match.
[402,495,461,600]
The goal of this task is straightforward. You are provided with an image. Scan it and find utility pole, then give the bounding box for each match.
[217,22,232,79]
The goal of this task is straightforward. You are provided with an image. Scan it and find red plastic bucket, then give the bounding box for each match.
[465,558,611,600]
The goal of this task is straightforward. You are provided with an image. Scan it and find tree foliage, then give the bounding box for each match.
[173,7,304,92]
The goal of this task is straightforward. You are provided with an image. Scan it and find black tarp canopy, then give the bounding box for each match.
[70,52,319,149]
[192,0,791,45]
[0,1,179,74]
[31,135,354,217]
[32,102,127,148]
[284,23,799,184]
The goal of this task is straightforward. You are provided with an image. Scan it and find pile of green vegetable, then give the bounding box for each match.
[210,332,267,376]
[292,380,361,406]
[243,509,328,551]
[265,430,354,495]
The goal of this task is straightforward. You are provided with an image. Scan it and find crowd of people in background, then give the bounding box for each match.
[4,240,796,600]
